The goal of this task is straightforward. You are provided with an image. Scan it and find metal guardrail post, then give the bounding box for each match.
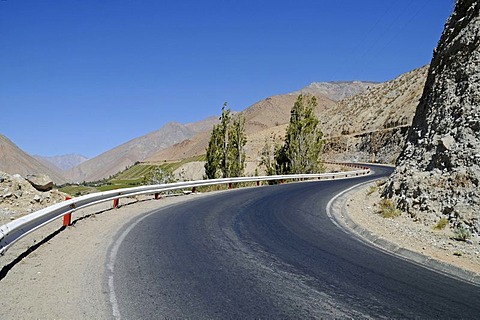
[63,196,72,227]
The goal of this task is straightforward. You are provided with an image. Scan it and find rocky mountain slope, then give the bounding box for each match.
[34,154,89,171]
[322,65,428,163]
[383,0,480,234]
[0,134,66,185]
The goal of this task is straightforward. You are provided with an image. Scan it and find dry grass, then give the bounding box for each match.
[377,199,401,218]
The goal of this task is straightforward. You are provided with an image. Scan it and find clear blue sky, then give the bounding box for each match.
[1,0,454,158]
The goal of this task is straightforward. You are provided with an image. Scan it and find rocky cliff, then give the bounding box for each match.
[383,0,480,233]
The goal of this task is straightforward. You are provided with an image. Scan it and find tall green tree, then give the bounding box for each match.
[205,102,247,178]
[204,124,222,179]
[228,113,247,177]
[275,94,324,174]
[218,103,232,178]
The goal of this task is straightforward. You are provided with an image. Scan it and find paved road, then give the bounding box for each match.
[111,166,480,319]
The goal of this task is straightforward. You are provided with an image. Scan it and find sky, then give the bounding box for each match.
[0,0,455,158]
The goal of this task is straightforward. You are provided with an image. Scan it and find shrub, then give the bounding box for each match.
[377,199,401,218]
[452,226,472,242]
[433,218,449,230]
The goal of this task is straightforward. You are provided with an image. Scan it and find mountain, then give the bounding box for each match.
[296,81,379,101]
[0,134,66,185]
[34,154,89,171]
[65,118,217,183]
[321,65,429,163]
[383,0,480,232]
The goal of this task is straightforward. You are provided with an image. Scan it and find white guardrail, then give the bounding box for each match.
[0,164,370,255]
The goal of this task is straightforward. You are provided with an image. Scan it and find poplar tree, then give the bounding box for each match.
[228,113,247,177]
[275,94,324,174]
[204,103,246,178]
[204,124,222,179]
[218,103,232,178]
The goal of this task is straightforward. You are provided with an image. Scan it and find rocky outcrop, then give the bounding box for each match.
[324,126,410,164]
[0,171,68,225]
[383,0,480,233]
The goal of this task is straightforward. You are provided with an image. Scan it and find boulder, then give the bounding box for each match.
[26,174,54,192]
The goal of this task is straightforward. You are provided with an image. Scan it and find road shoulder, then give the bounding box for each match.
[328,181,480,286]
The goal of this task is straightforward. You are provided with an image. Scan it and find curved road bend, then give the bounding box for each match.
[110,165,480,319]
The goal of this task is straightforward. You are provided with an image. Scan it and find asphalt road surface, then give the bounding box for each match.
[110,166,480,319]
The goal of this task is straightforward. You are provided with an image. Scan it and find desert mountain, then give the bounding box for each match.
[34,154,89,171]
[384,0,480,233]
[0,134,66,185]
[65,117,218,183]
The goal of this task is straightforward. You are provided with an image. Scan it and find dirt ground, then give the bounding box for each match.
[339,181,480,278]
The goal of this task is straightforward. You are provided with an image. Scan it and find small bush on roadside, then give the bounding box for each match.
[433,218,449,230]
[377,199,401,218]
[452,226,472,242]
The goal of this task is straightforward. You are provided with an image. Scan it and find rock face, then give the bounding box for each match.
[383,0,480,233]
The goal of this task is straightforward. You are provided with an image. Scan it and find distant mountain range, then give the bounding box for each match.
[34,154,89,171]
[64,117,219,183]
[0,75,426,183]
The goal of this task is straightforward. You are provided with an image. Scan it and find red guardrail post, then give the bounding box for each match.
[256,181,260,186]
[192,187,196,193]
[63,196,72,227]
[228,182,233,189]
[113,198,119,208]
[155,192,160,200]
